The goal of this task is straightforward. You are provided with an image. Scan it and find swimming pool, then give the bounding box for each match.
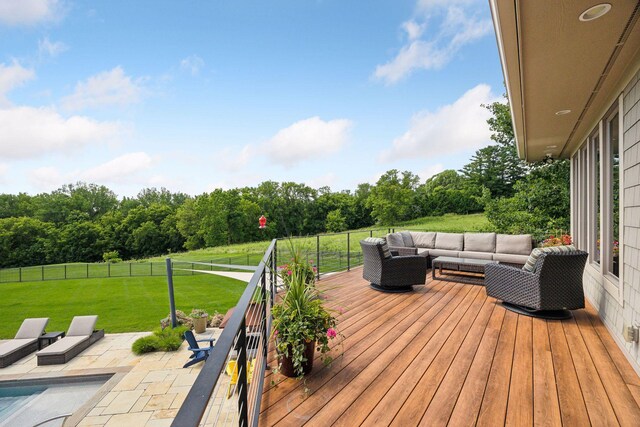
[0,375,111,427]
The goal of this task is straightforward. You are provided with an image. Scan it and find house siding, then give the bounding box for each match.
[582,69,640,373]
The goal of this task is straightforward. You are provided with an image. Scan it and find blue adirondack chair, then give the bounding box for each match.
[183,330,215,368]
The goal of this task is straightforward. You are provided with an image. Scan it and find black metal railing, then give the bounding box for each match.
[171,239,277,427]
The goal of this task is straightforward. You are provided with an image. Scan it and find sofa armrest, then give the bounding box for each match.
[389,246,417,256]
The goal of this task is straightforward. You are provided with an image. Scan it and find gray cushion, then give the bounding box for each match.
[0,338,37,357]
[67,316,98,337]
[429,249,460,258]
[417,248,430,255]
[522,245,577,272]
[363,237,392,259]
[14,318,49,339]
[435,233,464,251]
[400,232,414,247]
[464,233,496,253]
[36,335,89,355]
[385,233,405,247]
[410,232,437,249]
[492,253,530,265]
[459,251,493,260]
[496,234,532,256]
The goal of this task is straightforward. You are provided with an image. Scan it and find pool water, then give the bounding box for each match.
[0,377,109,427]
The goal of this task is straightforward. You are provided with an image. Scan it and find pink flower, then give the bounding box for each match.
[327,328,337,339]
[286,270,292,276]
[274,329,278,336]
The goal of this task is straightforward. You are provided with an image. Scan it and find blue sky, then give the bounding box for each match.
[0,0,504,197]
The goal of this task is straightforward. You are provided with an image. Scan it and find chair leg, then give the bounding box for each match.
[183,354,207,368]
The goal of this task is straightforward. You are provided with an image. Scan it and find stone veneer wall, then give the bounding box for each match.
[582,69,640,373]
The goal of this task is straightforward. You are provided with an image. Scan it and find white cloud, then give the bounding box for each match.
[374,1,492,84]
[216,144,253,173]
[0,0,64,26]
[402,20,426,41]
[78,152,153,183]
[380,84,497,161]
[38,37,68,57]
[265,117,352,166]
[180,55,205,76]
[308,172,337,189]
[61,66,143,111]
[0,106,121,159]
[29,166,63,191]
[0,61,35,105]
[0,163,8,183]
[29,152,154,191]
[418,164,445,182]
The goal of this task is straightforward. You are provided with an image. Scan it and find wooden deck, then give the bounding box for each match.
[259,268,640,426]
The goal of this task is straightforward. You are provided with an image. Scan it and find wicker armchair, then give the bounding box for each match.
[485,250,588,319]
[360,240,427,293]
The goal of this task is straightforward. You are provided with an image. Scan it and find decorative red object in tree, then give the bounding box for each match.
[258,215,267,229]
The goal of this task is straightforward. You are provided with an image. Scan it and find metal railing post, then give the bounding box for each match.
[261,271,269,368]
[237,318,249,426]
[316,235,320,280]
[41,266,44,281]
[19,267,21,282]
[64,265,67,279]
[107,262,110,277]
[369,230,373,238]
[347,232,350,271]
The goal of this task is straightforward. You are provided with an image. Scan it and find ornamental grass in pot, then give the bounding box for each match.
[272,254,340,379]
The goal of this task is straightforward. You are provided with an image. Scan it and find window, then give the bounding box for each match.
[605,112,620,277]
[591,132,601,264]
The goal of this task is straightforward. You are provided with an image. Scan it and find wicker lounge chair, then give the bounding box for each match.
[360,239,427,293]
[485,250,588,319]
[0,318,49,368]
[36,316,104,365]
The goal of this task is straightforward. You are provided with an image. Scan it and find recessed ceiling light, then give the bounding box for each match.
[579,4,612,22]
[555,109,572,115]
[546,145,558,149]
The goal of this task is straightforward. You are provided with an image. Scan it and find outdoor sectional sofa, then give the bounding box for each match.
[386,231,533,268]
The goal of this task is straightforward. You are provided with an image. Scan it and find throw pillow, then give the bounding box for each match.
[363,237,392,258]
[522,245,577,272]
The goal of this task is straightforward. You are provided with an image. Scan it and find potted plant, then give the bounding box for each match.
[190,309,209,334]
[271,257,339,379]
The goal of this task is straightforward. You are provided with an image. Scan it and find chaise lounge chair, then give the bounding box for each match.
[36,315,104,366]
[183,330,215,368]
[0,318,49,368]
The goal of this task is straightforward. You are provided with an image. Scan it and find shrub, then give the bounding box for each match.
[103,250,122,263]
[131,325,189,355]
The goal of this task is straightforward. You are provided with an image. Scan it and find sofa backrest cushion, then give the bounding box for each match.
[496,234,532,256]
[464,233,496,253]
[435,233,464,251]
[363,237,392,259]
[410,232,437,248]
[385,233,405,248]
[400,231,414,247]
[522,244,577,272]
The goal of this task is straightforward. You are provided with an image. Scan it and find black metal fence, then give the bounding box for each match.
[171,239,278,427]
[0,254,265,284]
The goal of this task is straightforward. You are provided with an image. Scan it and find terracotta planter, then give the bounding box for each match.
[193,317,207,334]
[279,340,315,377]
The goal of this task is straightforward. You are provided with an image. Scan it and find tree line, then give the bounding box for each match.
[0,99,570,268]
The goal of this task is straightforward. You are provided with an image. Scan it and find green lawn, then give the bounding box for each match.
[0,274,246,339]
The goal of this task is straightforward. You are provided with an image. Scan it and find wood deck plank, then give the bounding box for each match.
[532,318,561,427]
[257,268,640,427]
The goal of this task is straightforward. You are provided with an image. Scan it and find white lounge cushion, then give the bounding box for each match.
[492,253,530,265]
[417,248,430,255]
[522,245,577,272]
[14,318,49,339]
[36,335,89,356]
[459,251,493,260]
[410,232,437,248]
[67,316,98,337]
[385,233,405,247]
[496,234,532,256]
[435,233,464,251]
[363,237,392,259]
[464,233,496,253]
[429,249,460,258]
[399,232,414,247]
[0,338,36,356]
